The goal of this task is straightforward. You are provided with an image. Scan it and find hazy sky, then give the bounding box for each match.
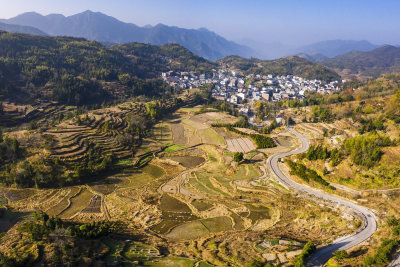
[1,0,399,46]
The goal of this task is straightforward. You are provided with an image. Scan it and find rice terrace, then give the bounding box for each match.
[0,100,365,266]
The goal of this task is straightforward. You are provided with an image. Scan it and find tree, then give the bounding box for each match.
[287,116,295,125]
[233,152,244,162]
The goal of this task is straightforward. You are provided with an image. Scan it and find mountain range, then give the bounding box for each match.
[0,21,47,36]
[317,45,400,80]
[1,10,388,61]
[0,10,254,61]
[2,10,400,81]
[295,40,380,58]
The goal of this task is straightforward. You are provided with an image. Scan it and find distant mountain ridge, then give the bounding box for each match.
[1,10,254,60]
[294,40,380,58]
[317,45,400,79]
[0,21,47,36]
[239,39,381,60]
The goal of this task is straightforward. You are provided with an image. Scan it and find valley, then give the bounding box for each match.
[0,17,399,267]
[0,103,360,266]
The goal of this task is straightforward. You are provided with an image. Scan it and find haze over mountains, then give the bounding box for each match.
[0,10,254,61]
[0,21,47,36]
[1,9,399,81]
[0,10,391,62]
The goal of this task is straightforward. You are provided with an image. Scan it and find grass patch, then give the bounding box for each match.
[198,128,225,146]
[128,172,154,187]
[199,262,214,267]
[115,160,133,167]
[0,196,7,205]
[167,156,205,168]
[189,177,218,196]
[268,180,290,192]
[164,144,186,152]
[139,155,153,165]
[191,200,213,212]
[166,216,232,240]
[102,238,125,263]
[195,172,230,197]
[147,256,196,267]
[245,151,258,159]
[142,164,165,179]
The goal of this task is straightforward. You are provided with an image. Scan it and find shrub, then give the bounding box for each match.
[233,152,244,162]
[249,134,276,149]
[364,239,399,266]
[342,134,394,168]
[287,160,332,188]
[292,241,316,267]
[333,250,349,259]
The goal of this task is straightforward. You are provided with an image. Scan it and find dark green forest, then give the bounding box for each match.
[0,32,201,105]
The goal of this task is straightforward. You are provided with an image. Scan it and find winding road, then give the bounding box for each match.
[269,127,377,266]
[390,252,400,267]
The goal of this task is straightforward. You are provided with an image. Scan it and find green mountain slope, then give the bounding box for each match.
[0,32,213,105]
[318,45,400,79]
[113,42,218,76]
[218,55,341,82]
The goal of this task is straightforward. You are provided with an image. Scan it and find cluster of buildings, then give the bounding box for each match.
[162,69,340,105]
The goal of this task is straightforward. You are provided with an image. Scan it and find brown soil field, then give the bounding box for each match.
[190,112,238,125]
[170,122,186,146]
[167,156,205,168]
[82,195,102,213]
[226,138,255,153]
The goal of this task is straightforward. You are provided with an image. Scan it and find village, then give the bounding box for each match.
[162,69,341,126]
[162,68,340,104]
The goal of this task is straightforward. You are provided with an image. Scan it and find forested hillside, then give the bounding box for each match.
[218,55,341,82]
[0,32,219,105]
[113,42,218,76]
[318,45,400,80]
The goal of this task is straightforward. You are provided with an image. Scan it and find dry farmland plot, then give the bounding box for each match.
[152,122,173,145]
[170,122,187,146]
[226,138,255,153]
[197,128,225,146]
[45,187,81,217]
[59,188,94,219]
[167,156,205,168]
[275,135,294,147]
[165,216,233,241]
[151,194,199,234]
[190,112,238,125]
[82,195,102,213]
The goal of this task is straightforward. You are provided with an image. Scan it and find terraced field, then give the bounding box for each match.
[46,109,136,164]
[0,101,75,127]
[0,106,360,266]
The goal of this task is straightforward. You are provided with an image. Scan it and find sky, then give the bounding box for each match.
[0,0,399,46]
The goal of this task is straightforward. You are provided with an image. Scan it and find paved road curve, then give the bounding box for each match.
[390,253,400,267]
[269,127,377,266]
